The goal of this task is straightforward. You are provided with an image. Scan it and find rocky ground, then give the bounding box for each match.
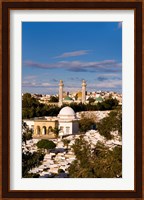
[22,129,122,178]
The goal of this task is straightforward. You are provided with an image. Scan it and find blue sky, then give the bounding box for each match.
[22,22,122,94]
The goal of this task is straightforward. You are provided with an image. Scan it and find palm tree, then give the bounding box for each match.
[52,127,60,138]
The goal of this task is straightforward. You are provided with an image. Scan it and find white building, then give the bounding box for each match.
[25,106,79,138]
[58,106,79,136]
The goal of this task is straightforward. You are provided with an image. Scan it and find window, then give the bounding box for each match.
[66,127,70,134]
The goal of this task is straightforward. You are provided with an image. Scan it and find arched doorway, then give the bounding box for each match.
[42,126,46,135]
[36,126,40,135]
[48,126,52,134]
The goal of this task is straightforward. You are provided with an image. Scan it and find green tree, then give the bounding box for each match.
[22,151,45,178]
[22,121,33,144]
[22,93,120,119]
[87,97,95,104]
[22,93,40,118]
[102,98,119,110]
[68,137,94,178]
[52,127,60,138]
[22,93,61,118]
[79,114,96,132]
[49,96,59,102]
[97,109,122,140]
[93,141,122,178]
[36,139,56,152]
[68,138,122,178]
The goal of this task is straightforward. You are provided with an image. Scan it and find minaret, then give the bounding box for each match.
[82,80,87,104]
[59,80,64,107]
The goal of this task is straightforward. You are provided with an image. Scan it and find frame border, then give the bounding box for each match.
[1,1,142,199]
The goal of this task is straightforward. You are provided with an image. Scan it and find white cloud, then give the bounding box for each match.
[22,81,56,88]
[23,59,122,73]
[54,50,90,58]
[95,80,122,89]
[23,75,37,80]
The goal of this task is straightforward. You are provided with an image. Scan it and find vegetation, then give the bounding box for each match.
[68,137,122,178]
[62,139,70,149]
[78,114,96,132]
[36,139,56,151]
[52,127,60,138]
[22,122,45,178]
[69,97,119,112]
[49,96,59,102]
[87,97,95,104]
[22,121,33,144]
[22,93,40,118]
[22,93,61,118]
[96,98,119,110]
[93,142,122,178]
[97,109,122,140]
[58,168,65,173]
[22,151,45,178]
[22,93,119,119]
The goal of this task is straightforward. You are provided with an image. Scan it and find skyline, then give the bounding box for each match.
[22,22,122,95]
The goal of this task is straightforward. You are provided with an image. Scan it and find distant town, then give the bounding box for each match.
[22,84,122,107]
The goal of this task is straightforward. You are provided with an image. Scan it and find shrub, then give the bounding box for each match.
[36,139,56,151]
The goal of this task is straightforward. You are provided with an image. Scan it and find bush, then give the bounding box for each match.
[36,139,56,151]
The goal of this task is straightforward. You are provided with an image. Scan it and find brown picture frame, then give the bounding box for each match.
[1,0,142,199]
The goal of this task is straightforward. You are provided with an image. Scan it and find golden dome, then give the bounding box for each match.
[76,91,82,100]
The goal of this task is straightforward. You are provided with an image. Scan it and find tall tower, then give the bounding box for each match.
[82,80,87,104]
[59,80,64,107]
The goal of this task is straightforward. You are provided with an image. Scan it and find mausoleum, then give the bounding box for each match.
[58,106,79,136]
[33,106,79,138]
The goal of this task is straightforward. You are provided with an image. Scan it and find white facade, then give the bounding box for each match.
[58,106,79,136]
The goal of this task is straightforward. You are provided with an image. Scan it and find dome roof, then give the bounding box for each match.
[77,91,82,98]
[95,96,103,102]
[59,106,75,116]
[64,96,73,101]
